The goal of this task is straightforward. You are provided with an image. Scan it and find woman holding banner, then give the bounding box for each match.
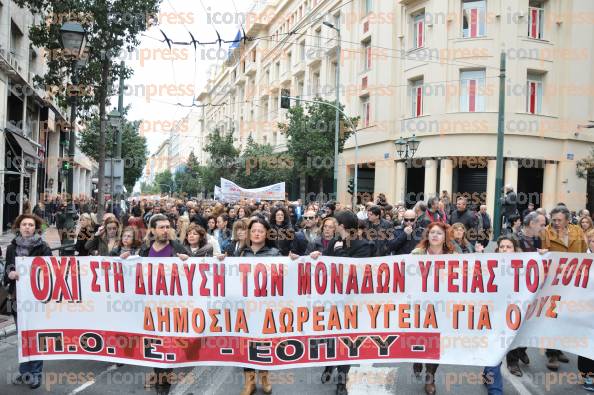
[219,217,280,395]
[184,224,213,257]
[3,214,52,389]
[110,226,142,258]
[311,210,373,395]
[411,222,455,395]
[480,236,520,395]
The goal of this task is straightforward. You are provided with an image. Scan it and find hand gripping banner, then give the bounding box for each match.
[15,252,594,369]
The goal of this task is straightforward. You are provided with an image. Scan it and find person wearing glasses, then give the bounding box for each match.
[388,209,425,255]
[289,209,320,256]
[301,210,319,244]
[305,217,338,255]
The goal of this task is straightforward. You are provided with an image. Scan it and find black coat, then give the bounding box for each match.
[269,224,295,256]
[449,209,477,231]
[324,237,373,258]
[110,246,139,256]
[501,191,519,218]
[388,225,425,255]
[3,238,52,298]
[237,245,281,257]
[76,226,96,256]
[365,219,394,256]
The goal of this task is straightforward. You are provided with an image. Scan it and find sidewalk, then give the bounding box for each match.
[0,226,62,254]
[0,315,15,339]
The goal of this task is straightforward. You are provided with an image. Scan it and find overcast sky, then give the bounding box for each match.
[121,0,249,155]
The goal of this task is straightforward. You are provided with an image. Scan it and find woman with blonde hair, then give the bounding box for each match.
[176,215,190,243]
[76,213,97,256]
[306,217,338,254]
[580,215,593,233]
[224,218,250,257]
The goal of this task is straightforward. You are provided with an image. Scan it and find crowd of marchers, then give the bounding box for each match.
[2,186,594,395]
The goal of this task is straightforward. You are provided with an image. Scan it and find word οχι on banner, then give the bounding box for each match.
[15,252,594,369]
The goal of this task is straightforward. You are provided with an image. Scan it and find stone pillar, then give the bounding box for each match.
[395,161,407,205]
[424,159,438,200]
[73,167,80,198]
[542,162,558,211]
[504,159,519,192]
[486,159,497,225]
[439,159,453,197]
[374,159,397,204]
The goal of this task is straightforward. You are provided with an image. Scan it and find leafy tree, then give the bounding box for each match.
[201,129,239,193]
[278,97,358,194]
[14,0,161,218]
[237,135,292,188]
[175,151,203,198]
[140,181,159,194]
[154,170,174,194]
[78,110,147,192]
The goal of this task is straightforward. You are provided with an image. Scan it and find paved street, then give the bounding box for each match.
[0,333,588,395]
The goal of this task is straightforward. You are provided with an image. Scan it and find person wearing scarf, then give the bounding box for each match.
[3,214,52,390]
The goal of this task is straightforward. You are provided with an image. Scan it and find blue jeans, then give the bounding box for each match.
[483,364,503,395]
[14,313,43,381]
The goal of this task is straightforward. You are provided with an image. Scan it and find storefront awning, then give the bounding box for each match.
[5,129,39,162]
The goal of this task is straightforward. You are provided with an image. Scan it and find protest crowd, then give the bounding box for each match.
[2,187,594,395]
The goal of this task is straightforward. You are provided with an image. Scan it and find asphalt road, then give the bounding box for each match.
[0,333,588,395]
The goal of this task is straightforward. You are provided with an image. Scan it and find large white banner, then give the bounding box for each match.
[220,178,285,201]
[16,252,594,369]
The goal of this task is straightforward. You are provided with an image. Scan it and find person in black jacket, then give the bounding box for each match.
[218,217,280,395]
[449,197,478,243]
[310,210,372,395]
[269,206,295,256]
[388,210,425,255]
[365,205,393,256]
[3,214,52,389]
[501,185,519,228]
[138,214,190,395]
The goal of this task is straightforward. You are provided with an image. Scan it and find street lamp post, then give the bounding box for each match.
[394,135,420,160]
[108,110,122,214]
[60,21,87,254]
[323,21,341,201]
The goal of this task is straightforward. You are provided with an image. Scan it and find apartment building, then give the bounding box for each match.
[197,0,594,215]
[168,111,205,173]
[0,1,96,232]
[144,139,171,184]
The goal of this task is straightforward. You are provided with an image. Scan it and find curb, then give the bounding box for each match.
[0,324,16,340]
